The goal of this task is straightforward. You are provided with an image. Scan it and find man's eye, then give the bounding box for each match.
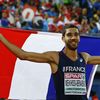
[75,32,79,36]
[67,33,72,36]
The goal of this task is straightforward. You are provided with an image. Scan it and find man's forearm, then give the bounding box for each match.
[0,34,25,59]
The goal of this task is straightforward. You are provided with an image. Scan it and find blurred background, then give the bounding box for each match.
[0,0,100,36]
[0,0,100,99]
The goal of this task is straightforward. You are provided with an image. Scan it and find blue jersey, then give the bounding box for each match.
[52,51,88,100]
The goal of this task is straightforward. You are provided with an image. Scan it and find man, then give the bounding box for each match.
[0,25,100,100]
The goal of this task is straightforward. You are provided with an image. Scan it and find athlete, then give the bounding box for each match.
[0,25,100,100]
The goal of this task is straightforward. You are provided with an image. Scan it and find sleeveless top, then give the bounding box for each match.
[52,51,88,100]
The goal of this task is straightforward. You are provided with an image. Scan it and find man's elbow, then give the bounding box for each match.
[17,53,27,60]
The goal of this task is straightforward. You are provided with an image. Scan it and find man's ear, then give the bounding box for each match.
[62,36,65,42]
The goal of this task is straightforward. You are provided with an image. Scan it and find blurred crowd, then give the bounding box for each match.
[0,0,100,36]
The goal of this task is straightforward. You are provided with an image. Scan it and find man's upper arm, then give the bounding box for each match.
[22,51,58,63]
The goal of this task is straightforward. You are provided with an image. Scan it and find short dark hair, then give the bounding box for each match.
[62,24,79,36]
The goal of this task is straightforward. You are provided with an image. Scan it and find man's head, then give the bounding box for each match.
[62,24,80,51]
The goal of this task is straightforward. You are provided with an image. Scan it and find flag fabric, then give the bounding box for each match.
[0,27,99,100]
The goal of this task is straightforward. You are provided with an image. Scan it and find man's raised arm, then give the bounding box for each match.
[0,34,54,63]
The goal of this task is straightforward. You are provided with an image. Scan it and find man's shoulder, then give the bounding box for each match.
[43,51,60,64]
[44,51,60,58]
[80,52,90,56]
[80,52,91,64]
[46,51,60,57]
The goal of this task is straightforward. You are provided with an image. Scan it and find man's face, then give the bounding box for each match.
[62,28,80,51]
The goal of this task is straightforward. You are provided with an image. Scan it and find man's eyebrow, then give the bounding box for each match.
[66,32,72,34]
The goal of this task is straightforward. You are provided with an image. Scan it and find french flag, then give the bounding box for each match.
[0,27,99,100]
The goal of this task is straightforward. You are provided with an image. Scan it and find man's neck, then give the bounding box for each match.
[64,47,78,61]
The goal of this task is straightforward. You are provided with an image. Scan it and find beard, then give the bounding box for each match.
[66,42,78,51]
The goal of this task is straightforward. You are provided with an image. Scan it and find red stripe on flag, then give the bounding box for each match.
[0,28,37,98]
